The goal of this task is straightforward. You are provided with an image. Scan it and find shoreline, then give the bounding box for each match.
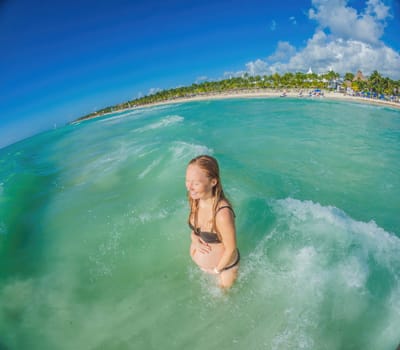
[73,89,400,123]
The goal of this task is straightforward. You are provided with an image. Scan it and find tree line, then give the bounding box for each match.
[75,70,400,122]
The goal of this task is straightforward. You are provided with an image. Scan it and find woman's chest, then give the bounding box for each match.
[196,207,214,231]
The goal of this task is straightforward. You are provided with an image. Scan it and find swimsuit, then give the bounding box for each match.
[188,222,222,243]
[189,205,240,271]
[188,205,234,243]
[221,249,240,271]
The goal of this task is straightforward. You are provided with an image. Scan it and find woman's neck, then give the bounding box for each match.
[198,196,214,209]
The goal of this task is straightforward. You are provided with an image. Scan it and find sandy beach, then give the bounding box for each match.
[74,89,400,123]
[146,89,400,110]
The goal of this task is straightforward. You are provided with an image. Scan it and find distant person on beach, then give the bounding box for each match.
[185,155,239,289]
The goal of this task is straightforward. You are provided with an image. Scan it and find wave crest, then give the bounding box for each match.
[169,141,213,160]
[135,115,184,133]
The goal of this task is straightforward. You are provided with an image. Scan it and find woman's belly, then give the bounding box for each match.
[190,243,225,270]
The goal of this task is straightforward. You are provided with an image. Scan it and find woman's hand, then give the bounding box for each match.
[191,232,211,254]
[196,238,211,254]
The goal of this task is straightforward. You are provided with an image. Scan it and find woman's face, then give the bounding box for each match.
[185,164,217,200]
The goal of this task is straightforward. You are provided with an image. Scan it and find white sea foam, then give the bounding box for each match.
[337,255,369,289]
[272,324,314,350]
[135,103,182,114]
[67,141,151,187]
[291,246,318,276]
[273,197,400,274]
[138,158,161,179]
[276,198,392,239]
[169,141,213,160]
[127,204,172,228]
[238,197,400,350]
[73,151,126,186]
[371,282,400,349]
[135,115,184,133]
[97,103,182,125]
[99,109,145,124]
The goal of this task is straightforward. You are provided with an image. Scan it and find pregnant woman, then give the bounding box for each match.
[185,155,240,289]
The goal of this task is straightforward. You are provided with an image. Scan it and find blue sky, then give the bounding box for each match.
[1,0,399,149]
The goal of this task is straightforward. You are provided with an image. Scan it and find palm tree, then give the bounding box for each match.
[368,70,384,94]
[344,72,354,82]
[271,73,281,88]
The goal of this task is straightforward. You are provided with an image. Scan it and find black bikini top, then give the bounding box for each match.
[188,206,235,244]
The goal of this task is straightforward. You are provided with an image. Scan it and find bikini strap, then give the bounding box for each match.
[215,205,236,217]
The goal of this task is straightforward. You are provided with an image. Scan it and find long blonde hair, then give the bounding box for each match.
[187,155,232,233]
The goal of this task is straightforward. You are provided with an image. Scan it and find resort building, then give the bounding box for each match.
[353,70,367,82]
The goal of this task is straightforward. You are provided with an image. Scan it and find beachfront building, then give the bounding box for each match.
[347,70,367,95]
[353,70,367,82]
[328,78,343,90]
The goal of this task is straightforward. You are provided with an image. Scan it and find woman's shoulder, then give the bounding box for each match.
[217,199,231,209]
[216,200,235,217]
[215,200,235,233]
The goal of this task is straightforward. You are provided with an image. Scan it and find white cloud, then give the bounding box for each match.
[195,76,209,83]
[148,87,162,95]
[223,70,247,79]
[267,41,297,62]
[308,0,390,45]
[366,0,391,20]
[232,0,400,79]
[289,16,297,25]
[246,59,269,76]
[273,30,400,78]
[270,20,277,31]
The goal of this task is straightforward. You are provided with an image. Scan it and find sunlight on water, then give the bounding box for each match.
[0,98,399,349]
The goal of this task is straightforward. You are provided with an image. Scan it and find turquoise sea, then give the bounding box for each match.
[0,98,399,349]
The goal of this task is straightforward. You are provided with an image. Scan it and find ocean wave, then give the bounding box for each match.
[237,197,400,349]
[138,157,162,179]
[135,115,184,133]
[239,197,400,300]
[99,109,148,124]
[272,197,400,271]
[135,103,182,114]
[64,138,158,186]
[76,148,128,180]
[169,141,213,160]
[97,104,181,124]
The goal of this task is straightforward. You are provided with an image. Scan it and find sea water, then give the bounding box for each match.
[0,98,399,349]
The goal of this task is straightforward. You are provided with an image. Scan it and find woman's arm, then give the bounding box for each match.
[214,207,237,272]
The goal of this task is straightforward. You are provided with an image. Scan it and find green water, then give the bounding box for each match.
[0,98,399,349]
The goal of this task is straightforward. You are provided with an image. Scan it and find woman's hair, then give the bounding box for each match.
[187,155,232,233]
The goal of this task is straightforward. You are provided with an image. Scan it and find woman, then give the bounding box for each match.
[185,155,240,289]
